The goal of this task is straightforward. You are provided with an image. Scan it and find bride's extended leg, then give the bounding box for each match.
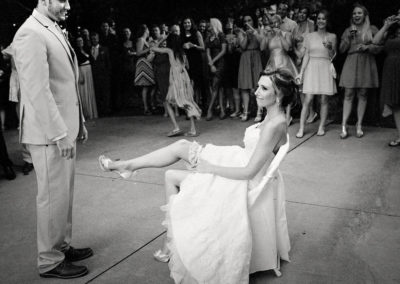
[105,139,192,173]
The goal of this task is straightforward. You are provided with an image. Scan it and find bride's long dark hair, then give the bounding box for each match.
[167,34,185,63]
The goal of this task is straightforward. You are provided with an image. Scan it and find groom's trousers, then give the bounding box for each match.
[27,143,76,273]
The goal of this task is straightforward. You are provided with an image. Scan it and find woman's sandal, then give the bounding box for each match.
[153,250,170,263]
[296,130,304,138]
[389,139,400,147]
[184,131,199,137]
[167,129,183,137]
[230,111,241,118]
[317,128,325,136]
[306,112,318,124]
[340,126,348,139]
[98,155,134,179]
[356,124,364,138]
[240,112,249,122]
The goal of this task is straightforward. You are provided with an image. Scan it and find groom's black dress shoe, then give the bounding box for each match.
[22,162,34,175]
[39,260,88,279]
[64,246,94,262]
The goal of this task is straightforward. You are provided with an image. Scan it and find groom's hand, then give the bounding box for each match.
[56,135,75,159]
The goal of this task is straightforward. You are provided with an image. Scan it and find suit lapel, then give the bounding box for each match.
[31,15,77,75]
[47,24,75,66]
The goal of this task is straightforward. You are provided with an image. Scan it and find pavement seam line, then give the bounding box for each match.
[286,200,400,218]
[85,231,166,283]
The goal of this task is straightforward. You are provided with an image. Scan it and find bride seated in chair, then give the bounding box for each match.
[99,67,296,283]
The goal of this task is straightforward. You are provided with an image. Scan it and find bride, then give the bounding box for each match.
[99,67,296,283]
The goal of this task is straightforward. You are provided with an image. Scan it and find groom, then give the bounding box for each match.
[13,0,92,279]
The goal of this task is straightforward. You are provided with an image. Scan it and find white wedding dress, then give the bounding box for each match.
[162,123,291,283]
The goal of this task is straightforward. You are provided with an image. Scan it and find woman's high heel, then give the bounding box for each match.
[230,111,241,118]
[340,125,348,139]
[98,155,135,179]
[153,250,170,263]
[296,129,304,138]
[240,112,249,122]
[356,123,364,138]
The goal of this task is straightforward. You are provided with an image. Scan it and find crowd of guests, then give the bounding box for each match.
[64,1,399,141]
[1,1,400,180]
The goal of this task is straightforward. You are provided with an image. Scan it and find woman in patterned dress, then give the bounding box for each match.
[135,24,156,115]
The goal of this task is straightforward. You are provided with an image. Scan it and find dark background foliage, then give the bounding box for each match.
[1,0,399,44]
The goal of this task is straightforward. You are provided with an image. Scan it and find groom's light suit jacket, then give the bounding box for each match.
[13,9,84,145]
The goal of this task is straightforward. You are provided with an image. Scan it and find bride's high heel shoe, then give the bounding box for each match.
[153,250,170,263]
[98,155,135,179]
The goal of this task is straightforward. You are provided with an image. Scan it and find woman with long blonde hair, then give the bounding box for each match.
[339,4,380,139]
[205,18,227,120]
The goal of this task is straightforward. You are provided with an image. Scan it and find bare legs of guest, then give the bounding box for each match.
[300,93,318,123]
[229,88,241,118]
[389,107,400,147]
[141,86,153,115]
[240,89,250,122]
[340,88,367,139]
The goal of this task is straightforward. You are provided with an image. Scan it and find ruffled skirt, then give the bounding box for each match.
[166,66,202,119]
[161,142,290,283]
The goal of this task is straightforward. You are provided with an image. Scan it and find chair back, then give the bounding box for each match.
[248,134,290,207]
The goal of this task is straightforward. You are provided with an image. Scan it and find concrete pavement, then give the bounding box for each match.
[1,116,399,283]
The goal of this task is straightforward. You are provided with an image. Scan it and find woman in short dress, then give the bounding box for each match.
[224,20,242,118]
[135,24,156,115]
[339,4,380,139]
[205,18,227,120]
[296,10,337,137]
[294,5,317,124]
[76,36,98,120]
[238,15,263,122]
[120,28,136,109]
[181,18,205,108]
[262,15,298,125]
[373,11,400,146]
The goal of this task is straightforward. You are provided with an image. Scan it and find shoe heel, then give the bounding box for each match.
[340,126,348,139]
[153,250,170,263]
[118,170,137,179]
[356,124,364,138]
